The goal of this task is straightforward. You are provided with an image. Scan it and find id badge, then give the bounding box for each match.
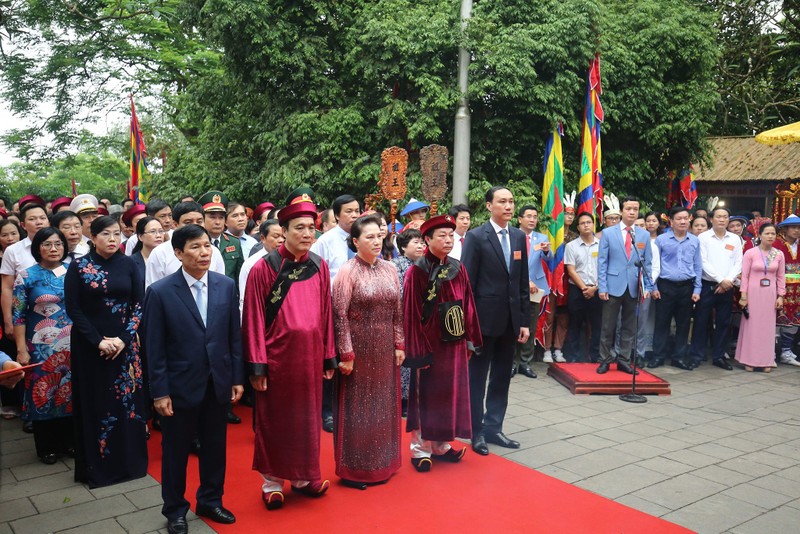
[760,278,771,287]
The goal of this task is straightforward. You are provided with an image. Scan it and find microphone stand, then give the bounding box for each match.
[619,226,649,404]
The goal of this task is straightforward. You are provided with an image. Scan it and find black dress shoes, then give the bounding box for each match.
[322,415,334,433]
[713,359,733,370]
[646,360,664,369]
[510,366,517,378]
[195,505,236,524]
[471,435,489,456]
[616,362,639,375]
[518,365,537,379]
[596,362,610,374]
[167,517,188,534]
[484,432,520,449]
[226,410,241,424]
[670,360,693,371]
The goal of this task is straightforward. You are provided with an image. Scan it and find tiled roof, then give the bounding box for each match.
[695,136,800,182]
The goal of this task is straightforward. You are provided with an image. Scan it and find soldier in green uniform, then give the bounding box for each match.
[198,190,244,287]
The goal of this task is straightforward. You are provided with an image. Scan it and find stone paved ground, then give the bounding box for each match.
[2,362,799,533]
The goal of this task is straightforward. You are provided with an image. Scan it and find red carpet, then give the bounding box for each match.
[147,407,691,533]
[548,363,671,395]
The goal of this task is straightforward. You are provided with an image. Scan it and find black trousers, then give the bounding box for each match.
[564,287,602,362]
[653,279,695,364]
[160,379,228,520]
[32,416,74,457]
[691,281,734,363]
[599,289,637,364]
[469,324,516,436]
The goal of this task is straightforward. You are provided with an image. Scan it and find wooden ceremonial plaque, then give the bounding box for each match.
[379,147,409,233]
[420,144,449,216]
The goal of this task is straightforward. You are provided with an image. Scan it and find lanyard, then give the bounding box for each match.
[759,248,771,277]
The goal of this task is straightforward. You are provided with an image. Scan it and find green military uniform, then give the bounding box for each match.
[213,232,244,283]
[199,190,245,286]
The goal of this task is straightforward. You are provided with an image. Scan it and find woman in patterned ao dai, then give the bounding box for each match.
[66,216,146,488]
[13,228,74,464]
[332,215,405,490]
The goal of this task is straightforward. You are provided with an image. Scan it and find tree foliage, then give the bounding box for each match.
[709,0,800,135]
[1,0,726,210]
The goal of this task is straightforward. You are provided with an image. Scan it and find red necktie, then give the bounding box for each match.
[526,234,531,254]
[625,227,632,259]
[460,236,465,246]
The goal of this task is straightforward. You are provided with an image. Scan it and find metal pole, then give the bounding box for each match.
[452,0,473,205]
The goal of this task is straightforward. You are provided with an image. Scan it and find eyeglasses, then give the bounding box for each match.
[97,231,121,239]
[41,242,64,249]
[143,229,166,236]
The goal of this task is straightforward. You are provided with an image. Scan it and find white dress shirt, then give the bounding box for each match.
[697,229,743,283]
[0,238,34,277]
[145,238,225,289]
[182,269,209,323]
[449,231,466,260]
[310,225,351,286]
[239,248,268,316]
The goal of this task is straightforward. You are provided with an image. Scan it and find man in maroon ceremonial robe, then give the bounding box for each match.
[242,198,337,509]
[403,215,482,472]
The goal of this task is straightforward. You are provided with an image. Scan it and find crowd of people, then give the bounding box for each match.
[0,186,795,534]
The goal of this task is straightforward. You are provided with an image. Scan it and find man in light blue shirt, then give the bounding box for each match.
[649,206,702,369]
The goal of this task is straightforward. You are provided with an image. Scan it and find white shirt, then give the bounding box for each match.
[0,238,34,277]
[449,231,466,260]
[310,225,351,286]
[182,269,208,322]
[649,238,661,284]
[565,236,599,286]
[64,242,90,265]
[697,229,743,283]
[239,248,267,316]
[145,238,225,289]
[488,219,510,246]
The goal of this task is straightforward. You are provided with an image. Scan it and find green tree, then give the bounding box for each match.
[1,151,129,202]
[2,0,720,211]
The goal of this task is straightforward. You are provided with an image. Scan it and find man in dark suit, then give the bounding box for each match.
[597,195,652,375]
[462,186,530,456]
[143,224,244,534]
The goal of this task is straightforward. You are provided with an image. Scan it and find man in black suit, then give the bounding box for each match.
[462,186,530,455]
[143,224,244,534]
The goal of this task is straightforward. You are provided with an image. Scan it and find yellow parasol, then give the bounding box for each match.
[755,121,800,145]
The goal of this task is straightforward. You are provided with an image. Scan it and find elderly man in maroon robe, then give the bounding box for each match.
[403,214,482,472]
[242,197,337,510]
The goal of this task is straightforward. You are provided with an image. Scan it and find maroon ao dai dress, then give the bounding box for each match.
[332,256,404,483]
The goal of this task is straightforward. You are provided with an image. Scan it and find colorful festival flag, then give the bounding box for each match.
[536,125,566,346]
[577,54,604,222]
[667,166,698,210]
[71,178,77,196]
[129,95,150,204]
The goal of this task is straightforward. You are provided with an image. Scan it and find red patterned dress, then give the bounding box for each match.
[332,257,404,483]
[775,236,800,325]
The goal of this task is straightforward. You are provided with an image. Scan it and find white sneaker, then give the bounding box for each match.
[554,350,566,363]
[542,350,553,363]
[780,351,800,367]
